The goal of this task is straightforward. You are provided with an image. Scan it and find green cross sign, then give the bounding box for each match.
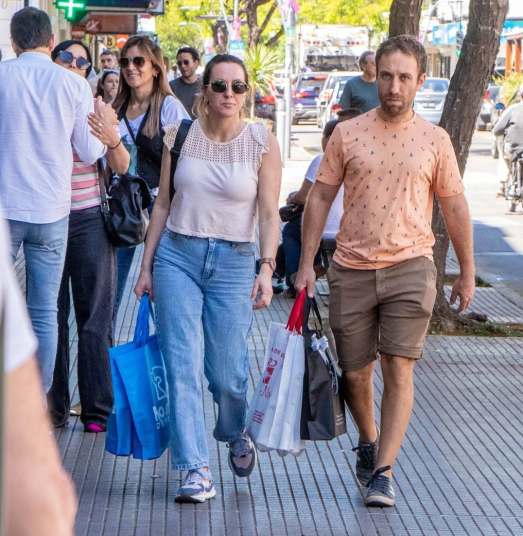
[55,0,86,21]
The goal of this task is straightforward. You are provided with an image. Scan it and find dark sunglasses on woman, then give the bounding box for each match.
[209,79,249,95]
[120,56,146,69]
[57,50,91,70]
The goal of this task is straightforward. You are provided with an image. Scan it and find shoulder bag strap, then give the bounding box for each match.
[97,159,111,216]
[169,119,193,202]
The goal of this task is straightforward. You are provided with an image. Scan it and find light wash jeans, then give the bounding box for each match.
[9,217,68,393]
[153,230,255,470]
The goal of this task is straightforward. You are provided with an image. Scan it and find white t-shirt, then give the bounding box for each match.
[0,216,37,372]
[304,154,344,240]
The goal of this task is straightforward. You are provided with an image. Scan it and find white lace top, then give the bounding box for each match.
[163,119,269,242]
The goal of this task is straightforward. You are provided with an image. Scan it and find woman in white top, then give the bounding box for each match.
[135,54,282,503]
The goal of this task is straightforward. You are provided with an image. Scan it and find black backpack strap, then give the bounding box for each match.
[169,119,193,202]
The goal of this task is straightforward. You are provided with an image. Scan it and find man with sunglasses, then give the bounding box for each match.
[169,46,201,119]
[0,8,107,394]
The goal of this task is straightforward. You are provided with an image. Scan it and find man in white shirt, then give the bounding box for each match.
[0,213,77,535]
[0,7,106,392]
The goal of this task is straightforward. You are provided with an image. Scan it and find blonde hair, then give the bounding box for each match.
[113,35,175,138]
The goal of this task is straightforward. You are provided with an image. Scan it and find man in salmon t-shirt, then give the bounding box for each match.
[295,35,475,508]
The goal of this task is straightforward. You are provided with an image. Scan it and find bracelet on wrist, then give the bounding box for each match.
[108,138,122,150]
[259,257,276,272]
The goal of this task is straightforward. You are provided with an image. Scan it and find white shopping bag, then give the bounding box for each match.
[247,291,306,456]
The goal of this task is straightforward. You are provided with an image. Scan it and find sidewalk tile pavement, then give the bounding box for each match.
[46,248,523,536]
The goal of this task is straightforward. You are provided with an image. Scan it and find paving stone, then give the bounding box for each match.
[14,250,523,535]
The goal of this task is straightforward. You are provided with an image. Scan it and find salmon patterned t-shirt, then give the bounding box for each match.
[316,109,464,269]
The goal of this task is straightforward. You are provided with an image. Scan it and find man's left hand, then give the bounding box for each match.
[450,273,475,312]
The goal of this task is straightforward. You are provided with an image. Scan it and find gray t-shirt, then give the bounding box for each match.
[339,76,379,114]
[169,77,201,119]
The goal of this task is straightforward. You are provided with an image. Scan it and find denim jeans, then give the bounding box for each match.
[281,217,302,287]
[9,217,69,392]
[48,207,115,426]
[153,230,255,470]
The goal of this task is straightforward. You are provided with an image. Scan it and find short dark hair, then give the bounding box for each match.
[10,7,52,51]
[358,50,375,70]
[51,39,93,77]
[375,35,427,75]
[323,119,339,139]
[177,46,200,62]
[101,48,118,59]
[337,107,362,120]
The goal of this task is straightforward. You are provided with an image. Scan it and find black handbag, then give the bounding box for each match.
[300,297,347,441]
[279,203,304,222]
[98,164,152,248]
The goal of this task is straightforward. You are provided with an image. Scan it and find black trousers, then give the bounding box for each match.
[49,207,115,426]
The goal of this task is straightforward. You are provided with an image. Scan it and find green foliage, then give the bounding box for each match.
[299,0,392,36]
[156,0,211,60]
[495,72,523,106]
[244,44,282,117]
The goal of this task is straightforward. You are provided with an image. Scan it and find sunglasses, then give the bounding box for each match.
[208,79,249,95]
[177,59,191,67]
[57,50,90,70]
[119,56,146,69]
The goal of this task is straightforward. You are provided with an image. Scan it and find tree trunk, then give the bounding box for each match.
[431,0,508,330]
[388,0,423,37]
[242,0,277,47]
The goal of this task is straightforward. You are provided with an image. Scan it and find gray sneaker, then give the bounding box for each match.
[365,466,395,507]
[352,440,378,487]
[228,432,257,478]
[175,469,216,504]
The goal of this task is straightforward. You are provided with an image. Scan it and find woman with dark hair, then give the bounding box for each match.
[95,69,119,104]
[134,54,282,503]
[107,35,189,325]
[49,40,130,432]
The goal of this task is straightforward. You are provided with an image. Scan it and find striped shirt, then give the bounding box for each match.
[71,152,101,211]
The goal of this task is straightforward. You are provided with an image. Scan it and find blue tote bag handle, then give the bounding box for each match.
[133,294,155,347]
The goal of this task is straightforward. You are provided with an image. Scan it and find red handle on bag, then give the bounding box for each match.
[286,289,307,334]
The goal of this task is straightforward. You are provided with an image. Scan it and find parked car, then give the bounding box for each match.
[413,77,449,124]
[320,73,361,126]
[316,71,360,128]
[255,85,277,121]
[477,84,502,130]
[292,72,328,124]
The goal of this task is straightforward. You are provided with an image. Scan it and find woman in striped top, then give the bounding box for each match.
[48,40,130,433]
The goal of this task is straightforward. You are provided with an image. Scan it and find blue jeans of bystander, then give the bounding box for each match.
[153,230,255,470]
[8,217,69,392]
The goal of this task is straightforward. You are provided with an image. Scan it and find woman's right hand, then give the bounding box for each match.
[134,269,154,301]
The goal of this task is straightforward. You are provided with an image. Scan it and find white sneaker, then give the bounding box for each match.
[175,469,217,504]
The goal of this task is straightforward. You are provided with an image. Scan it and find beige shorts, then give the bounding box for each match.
[327,256,437,372]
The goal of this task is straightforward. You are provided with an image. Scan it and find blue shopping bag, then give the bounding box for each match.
[105,353,133,456]
[105,295,170,460]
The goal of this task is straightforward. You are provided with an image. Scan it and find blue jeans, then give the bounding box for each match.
[153,230,255,470]
[9,217,68,392]
[281,217,302,287]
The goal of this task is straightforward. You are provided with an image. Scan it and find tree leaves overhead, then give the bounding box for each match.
[157,0,393,56]
[300,0,392,35]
